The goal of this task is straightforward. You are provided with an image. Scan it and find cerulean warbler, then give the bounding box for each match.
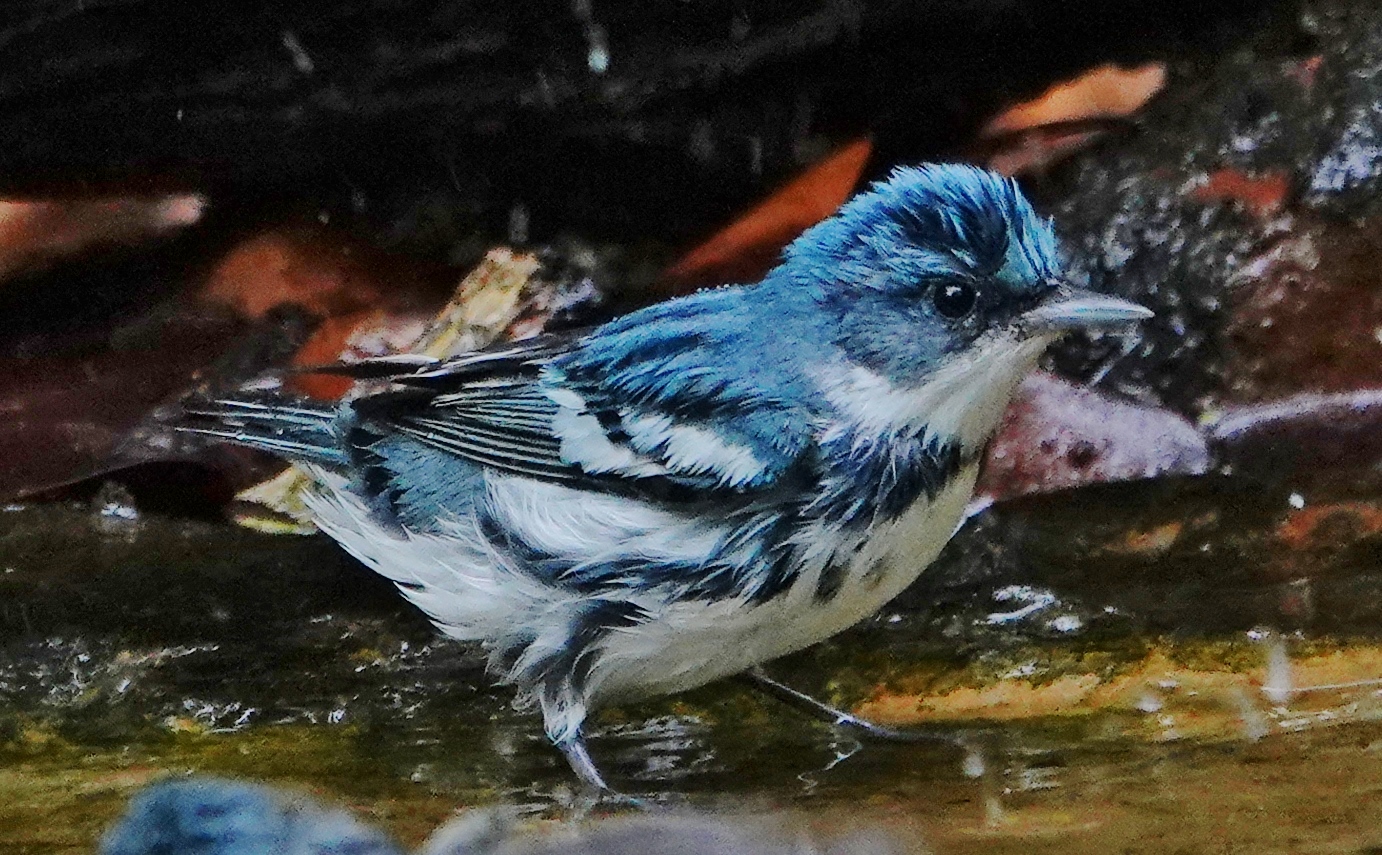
[184,164,1150,789]
[101,777,400,855]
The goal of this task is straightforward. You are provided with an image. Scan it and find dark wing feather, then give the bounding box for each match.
[332,312,815,499]
[342,336,591,485]
[306,334,575,385]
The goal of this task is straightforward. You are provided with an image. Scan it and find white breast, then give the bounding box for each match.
[588,336,1056,702]
[815,332,1053,452]
[588,462,980,703]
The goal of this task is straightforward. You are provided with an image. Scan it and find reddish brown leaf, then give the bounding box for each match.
[199,227,386,321]
[1285,55,1323,90]
[0,195,203,282]
[980,63,1165,176]
[1190,169,1291,220]
[659,138,872,293]
[983,63,1166,137]
[983,122,1113,177]
[284,308,436,399]
[1274,500,1382,552]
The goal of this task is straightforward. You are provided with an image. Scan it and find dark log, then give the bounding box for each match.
[0,0,1293,246]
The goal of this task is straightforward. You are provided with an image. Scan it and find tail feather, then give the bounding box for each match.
[179,396,348,467]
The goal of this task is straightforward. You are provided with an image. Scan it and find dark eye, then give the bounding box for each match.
[932,282,978,319]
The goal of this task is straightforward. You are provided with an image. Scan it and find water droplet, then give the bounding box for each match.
[280,30,315,75]
[1048,614,1083,634]
[1261,634,1293,705]
[984,794,1006,828]
[962,743,986,778]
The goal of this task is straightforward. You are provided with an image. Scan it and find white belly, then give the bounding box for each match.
[589,463,981,703]
[305,457,980,710]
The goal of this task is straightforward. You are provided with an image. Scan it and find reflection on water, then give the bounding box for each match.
[4,476,1382,851]
[7,706,1382,853]
[6,652,1382,853]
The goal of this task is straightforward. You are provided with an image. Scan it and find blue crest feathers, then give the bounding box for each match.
[782,163,1059,293]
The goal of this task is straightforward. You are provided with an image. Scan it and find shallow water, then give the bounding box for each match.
[3,477,1382,852]
[7,702,1382,853]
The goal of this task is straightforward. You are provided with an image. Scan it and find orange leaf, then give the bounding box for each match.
[659,138,872,293]
[1190,169,1290,220]
[200,228,385,321]
[984,124,1109,178]
[0,195,203,281]
[285,310,384,399]
[1285,55,1323,90]
[983,63,1166,137]
[979,63,1165,176]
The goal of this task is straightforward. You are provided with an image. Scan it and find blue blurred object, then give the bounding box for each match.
[100,777,402,855]
[182,164,1150,789]
[102,776,904,855]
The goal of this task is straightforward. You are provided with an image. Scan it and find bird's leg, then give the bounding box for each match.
[556,735,654,812]
[557,735,610,791]
[740,667,960,745]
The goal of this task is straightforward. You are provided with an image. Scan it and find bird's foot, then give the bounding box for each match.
[560,737,610,791]
[741,668,961,745]
[557,738,652,812]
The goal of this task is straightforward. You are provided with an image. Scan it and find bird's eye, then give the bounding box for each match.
[932,282,978,319]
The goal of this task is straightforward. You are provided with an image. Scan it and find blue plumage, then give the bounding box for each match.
[100,777,401,855]
[786,163,1058,290]
[180,164,1150,791]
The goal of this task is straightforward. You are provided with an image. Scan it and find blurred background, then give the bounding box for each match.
[6,0,1382,851]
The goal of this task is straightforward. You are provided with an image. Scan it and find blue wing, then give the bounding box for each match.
[345,289,818,499]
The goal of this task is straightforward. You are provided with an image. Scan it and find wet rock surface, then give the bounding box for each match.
[976,373,1209,502]
[970,0,1382,502]
[1040,0,1382,416]
[7,464,1382,850]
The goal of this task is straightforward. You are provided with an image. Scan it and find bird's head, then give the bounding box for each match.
[779,164,1150,445]
[783,163,1148,384]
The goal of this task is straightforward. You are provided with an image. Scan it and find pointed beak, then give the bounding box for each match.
[1020,284,1153,334]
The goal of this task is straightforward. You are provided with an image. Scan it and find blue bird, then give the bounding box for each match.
[182,164,1150,790]
[100,777,402,855]
[100,776,901,855]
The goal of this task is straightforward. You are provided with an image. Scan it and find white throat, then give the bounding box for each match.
[817,332,1054,451]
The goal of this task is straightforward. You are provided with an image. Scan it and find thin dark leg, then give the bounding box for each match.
[740,668,960,745]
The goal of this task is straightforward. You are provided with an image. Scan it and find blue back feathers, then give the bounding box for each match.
[546,166,1066,492]
[552,285,824,491]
